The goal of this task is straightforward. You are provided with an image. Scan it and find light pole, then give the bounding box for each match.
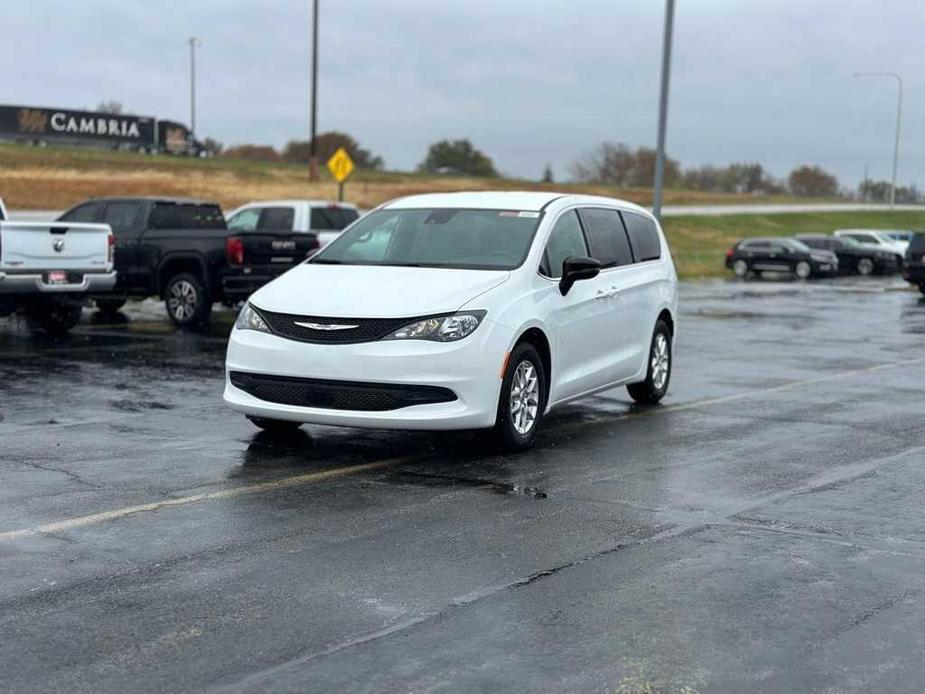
[652,0,675,221]
[309,0,320,181]
[854,71,902,208]
[188,37,201,137]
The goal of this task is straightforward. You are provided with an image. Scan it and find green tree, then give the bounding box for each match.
[418,139,498,177]
[221,144,280,162]
[788,165,838,197]
[283,132,383,169]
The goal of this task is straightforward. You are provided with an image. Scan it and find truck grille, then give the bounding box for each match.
[256,308,428,344]
[229,372,457,411]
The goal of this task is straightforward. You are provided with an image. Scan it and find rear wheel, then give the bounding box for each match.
[732,259,749,278]
[95,297,127,313]
[164,272,212,327]
[857,257,875,276]
[247,416,303,433]
[23,300,82,337]
[627,320,672,405]
[494,343,547,451]
[794,261,812,280]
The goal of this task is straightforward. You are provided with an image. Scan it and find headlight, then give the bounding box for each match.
[386,311,486,342]
[235,303,270,333]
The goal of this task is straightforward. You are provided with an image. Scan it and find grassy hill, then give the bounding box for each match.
[1,143,922,278]
[0,142,825,211]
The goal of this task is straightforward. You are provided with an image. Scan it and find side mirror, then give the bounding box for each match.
[559,256,601,296]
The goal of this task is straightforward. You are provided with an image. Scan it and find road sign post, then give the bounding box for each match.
[327,147,355,201]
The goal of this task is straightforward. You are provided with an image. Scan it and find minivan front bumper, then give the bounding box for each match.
[223,319,514,430]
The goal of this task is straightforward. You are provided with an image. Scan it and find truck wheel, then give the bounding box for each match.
[24,300,83,337]
[95,298,127,313]
[164,272,212,327]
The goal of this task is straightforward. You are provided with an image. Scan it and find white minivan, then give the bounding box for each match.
[224,192,678,449]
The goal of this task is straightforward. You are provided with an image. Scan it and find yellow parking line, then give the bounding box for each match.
[2,355,921,541]
[0,457,412,542]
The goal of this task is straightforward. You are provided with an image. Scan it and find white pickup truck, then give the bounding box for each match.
[0,198,116,335]
[224,199,361,247]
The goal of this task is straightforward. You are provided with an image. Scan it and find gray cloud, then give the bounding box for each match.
[2,0,923,187]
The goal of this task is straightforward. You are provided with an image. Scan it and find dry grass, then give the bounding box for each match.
[0,143,821,211]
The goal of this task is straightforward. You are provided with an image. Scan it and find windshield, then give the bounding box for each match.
[311,208,543,270]
[788,239,812,253]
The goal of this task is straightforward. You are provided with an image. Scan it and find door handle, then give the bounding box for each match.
[595,287,620,300]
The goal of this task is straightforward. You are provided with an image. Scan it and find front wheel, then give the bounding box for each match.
[164,272,212,327]
[493,343,547,451]
[857,257,875,276]
[23,300,83,337]
[794,260,812,280]
[627,320,672,405]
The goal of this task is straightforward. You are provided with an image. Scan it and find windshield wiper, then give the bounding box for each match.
[311,258,344,265]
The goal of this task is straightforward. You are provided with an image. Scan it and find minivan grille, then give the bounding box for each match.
[229,372,457,411]
[256,308,424,344]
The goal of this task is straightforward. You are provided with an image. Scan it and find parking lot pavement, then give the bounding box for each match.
[1,277,924,693]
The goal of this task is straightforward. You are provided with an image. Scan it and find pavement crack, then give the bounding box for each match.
[5,459,97,488]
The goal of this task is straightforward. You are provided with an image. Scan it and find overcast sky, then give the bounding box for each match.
[3,1,924,187]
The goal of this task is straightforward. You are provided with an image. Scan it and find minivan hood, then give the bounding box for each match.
[250,263,511,318]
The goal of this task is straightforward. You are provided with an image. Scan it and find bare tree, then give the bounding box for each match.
[96,100,124,115]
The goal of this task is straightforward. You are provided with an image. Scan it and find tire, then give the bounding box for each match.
[494,342,547,451]
[627,320,672,405]
[164,272,212,327]
[247,416,303,434]
[24,300,82,337]
[732,259,749,278]
[95,298,127,313]
[857,257,875,276]
[794,261,812,280]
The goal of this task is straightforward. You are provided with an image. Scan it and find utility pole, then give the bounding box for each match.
[652,0,675,221]
[309,0,320,181]
[854,72,902,208]
[188,37,201,137]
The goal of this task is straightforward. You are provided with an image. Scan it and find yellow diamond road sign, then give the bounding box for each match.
[327,147,355,183]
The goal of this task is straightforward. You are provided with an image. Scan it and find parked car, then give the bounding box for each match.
[833,229,908,265]
[225,200,360,247]
[0,197,115,335]
[902,232,925,295]
[795,234,898,276]
[224,192,678,449]
[56,197,319,327]
[888,231,916,244]
[725,237,838,279]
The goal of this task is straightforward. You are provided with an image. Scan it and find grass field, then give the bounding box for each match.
[0,142,824,211]
[1,143,922,278]
[663,211,925,278]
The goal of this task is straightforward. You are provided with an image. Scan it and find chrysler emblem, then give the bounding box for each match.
[294,322,359,331]
[52,238,65,252]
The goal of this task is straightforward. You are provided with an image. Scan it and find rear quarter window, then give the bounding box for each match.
[257,207,296,230]
[621,212,661,262]
[311,207,360,231]
[151,203,226,230]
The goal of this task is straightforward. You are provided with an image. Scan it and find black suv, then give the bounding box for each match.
[726,237,838,279]
[902,233,925,295]
[796,234,898,276]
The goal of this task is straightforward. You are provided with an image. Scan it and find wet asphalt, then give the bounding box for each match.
[1,276,924,693]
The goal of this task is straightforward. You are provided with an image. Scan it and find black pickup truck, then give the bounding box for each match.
[57,197,319,326]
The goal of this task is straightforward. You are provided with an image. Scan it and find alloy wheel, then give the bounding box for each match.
[509,360,540,436]
[651,333,670,391]
[167,280,198,322]
[857,258,874,276]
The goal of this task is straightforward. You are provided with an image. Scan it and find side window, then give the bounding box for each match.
[228,208,260,231]
[577,208,633,267]
[102,202,142,234]
[742,241,769,250]
[541,210,588,278]
[848,233,877,244]
[621,212,661,262]
[258,207,296,231]
[60,202,101,223]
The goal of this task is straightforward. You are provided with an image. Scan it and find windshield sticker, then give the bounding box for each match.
[498,211,540,219]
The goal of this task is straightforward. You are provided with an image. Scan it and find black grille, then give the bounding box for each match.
[256,308,430,344]
[230,372,457,411]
